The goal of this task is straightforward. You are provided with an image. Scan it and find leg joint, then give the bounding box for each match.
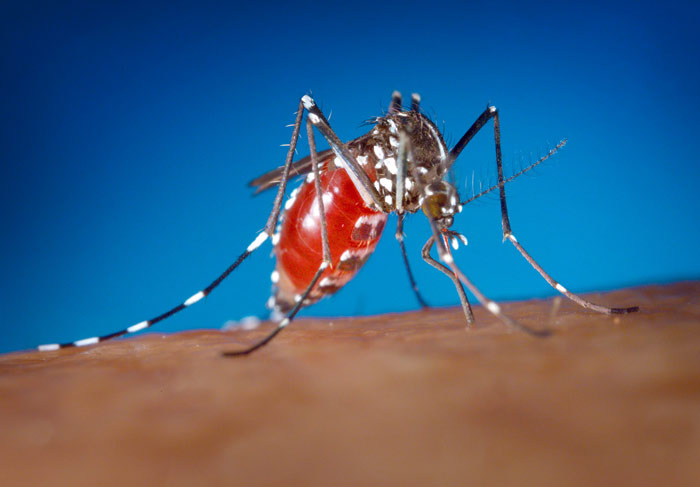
[301,94,315,110]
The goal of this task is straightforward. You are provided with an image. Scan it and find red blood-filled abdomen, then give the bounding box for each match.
[272,166,387,311]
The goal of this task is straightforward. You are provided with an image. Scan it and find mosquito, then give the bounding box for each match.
[38,92,638,355]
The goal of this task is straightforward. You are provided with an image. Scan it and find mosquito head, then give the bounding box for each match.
[420,180,461,229]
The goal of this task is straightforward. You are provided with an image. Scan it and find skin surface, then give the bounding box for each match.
[1,282,698,487]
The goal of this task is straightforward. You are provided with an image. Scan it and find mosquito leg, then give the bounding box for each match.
[396,128,408,213]
[424,225,549,337]
[505,234,639,314]
[223,117,334,356]
[445,104,498,170]
[301,95,392,212]
[38,98,311,351]
[396,214,430,309]
[306,118,333,268]
[421,235,472,323]
[263,98,306,235]
[491,112,638,314]
[222,262,328,356]
[450,106,638,315]
[37,237,266,351]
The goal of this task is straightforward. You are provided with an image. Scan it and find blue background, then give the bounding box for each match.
[2,1,698,353]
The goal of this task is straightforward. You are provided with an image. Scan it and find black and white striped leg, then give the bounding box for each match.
[223,115,334,356]
[37,99,310,352]
[37,229,271,351]
[396,214,430,309]
[421,235,473,324]
[451,106,638,315]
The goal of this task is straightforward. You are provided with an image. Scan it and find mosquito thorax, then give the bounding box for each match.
[357,110,449,214]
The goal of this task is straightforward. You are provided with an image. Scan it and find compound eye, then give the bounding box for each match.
[422,192,449,220]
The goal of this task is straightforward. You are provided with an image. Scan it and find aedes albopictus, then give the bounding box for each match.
[38,91,638,355]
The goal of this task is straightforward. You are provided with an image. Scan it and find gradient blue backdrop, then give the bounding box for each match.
[2,1,698,353]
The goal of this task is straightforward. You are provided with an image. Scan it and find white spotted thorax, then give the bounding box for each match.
[357,109,456,215]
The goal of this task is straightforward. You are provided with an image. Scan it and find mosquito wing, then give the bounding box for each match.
[249,133,374,194]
